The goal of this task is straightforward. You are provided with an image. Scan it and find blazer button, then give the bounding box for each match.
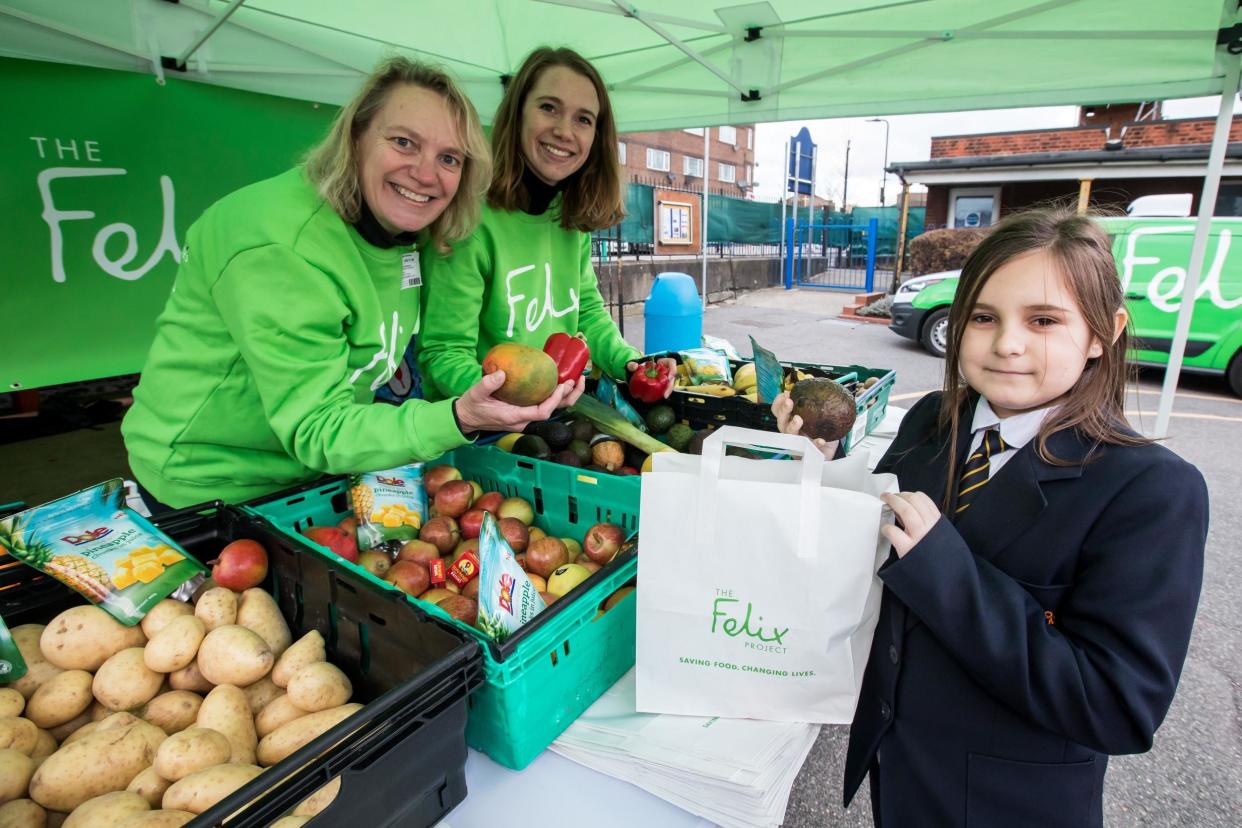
[880,701,892,720]
[888,644,899,664]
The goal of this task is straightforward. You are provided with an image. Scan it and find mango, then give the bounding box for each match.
[481,342,559,406]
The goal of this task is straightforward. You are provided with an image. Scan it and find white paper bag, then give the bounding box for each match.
[635,426,897,722]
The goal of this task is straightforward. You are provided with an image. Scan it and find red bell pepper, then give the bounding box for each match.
[628,360,671,403]
[543,333,591,384]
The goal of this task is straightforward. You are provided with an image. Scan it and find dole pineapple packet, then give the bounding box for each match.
[348,464,428,552]
[0,613,27,683]
[0,480,206,625]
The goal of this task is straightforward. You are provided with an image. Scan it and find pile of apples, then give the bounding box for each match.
[301,465,628,632]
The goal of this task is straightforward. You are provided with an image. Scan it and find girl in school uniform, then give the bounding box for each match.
[775,207,1208,827]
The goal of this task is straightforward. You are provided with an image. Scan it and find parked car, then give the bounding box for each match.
[889,216,1242,396]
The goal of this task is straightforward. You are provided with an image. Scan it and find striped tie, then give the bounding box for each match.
[955,428,1006,514]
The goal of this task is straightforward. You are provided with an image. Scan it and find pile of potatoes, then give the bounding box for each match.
[0,582,361,828]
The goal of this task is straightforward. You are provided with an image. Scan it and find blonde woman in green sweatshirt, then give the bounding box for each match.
[123,58,576,510]
[418,47,675,400]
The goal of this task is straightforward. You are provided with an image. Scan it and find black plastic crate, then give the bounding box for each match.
[5,501,482,828]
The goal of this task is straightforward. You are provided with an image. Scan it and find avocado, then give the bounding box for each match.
[789,378,858,442]
[552,448,583,468]
[686,428,713,456]
[528,419,572,451]
[567,439,593,466]
[513,434,552,460]
[644,404,677,434]
[665,423,695,452]
[569,418,595,444]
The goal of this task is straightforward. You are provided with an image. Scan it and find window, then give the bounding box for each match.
[683,127,704,136]
[618,142,626,164]
[746,127,753,150]
[718,125,737,145]
[948,187,1000,228]
[646,148,670,172]
[683,155,704,177]
[718,163,736,183]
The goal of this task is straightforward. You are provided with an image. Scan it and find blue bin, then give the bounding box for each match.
[643,272,702,354]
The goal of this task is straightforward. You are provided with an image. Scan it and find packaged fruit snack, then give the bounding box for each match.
[679,347,733,385]
[349,464,428,552]
[0,612,27,682]
[475,513,544,643]
[0,479,206,625]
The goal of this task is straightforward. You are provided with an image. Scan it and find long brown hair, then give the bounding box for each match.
[487,47,624,232]
[304,56,491,252]
[938,206,1149,506]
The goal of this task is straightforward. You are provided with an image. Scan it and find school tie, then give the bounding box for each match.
[955,428,1006,515]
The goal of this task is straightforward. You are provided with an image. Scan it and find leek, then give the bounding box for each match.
[569,395,677,455]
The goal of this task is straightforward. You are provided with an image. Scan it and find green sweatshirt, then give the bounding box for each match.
[417,200,641,400]
[122,168,468,507]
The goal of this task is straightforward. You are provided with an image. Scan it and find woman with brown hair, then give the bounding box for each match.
[123,57,573,511]
[417,46,669,401]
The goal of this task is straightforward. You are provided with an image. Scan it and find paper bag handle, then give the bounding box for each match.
[696,426,823,558]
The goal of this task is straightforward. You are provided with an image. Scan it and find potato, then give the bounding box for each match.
[240,678,281,716]
[125,767,172,808]
[0,799,46,828]
[0,749,35,804]
[140,600,194,640]
[5,625,62,701]
[286,663,351,713]
[141,692,202,736]
[0,719,38,755]
[24,671,93,730]
[270,818,309,828]
[254,695,306,738]
[62,791,149,828]
[45,813,65,828]
[196,685,256,765]
[293,776,340,817]
[152,727,230,782]
[144,617,206,674]
[236,589,291,658]
[0,690,23,719]
[256,703,361,767]
[270,631,325,688]
[29,731,56,768]
[29,720,162,812]
[89,701,111,723]
[160,764,263,814]
[58,721,96,746]
[40,608,144,671]
[196,626,272,687]
[167,661,213,694]
[94,649,163,712]
[119,812,195,828]
[193,589,237,632]
[95,713,165,748]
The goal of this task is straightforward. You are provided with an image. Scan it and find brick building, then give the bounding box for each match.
[618,125,756,198]
[887,103,1242,229]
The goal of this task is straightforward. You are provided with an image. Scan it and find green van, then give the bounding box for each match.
[888,216,1242,396]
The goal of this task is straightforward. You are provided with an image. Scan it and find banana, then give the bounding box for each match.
[732,363,757,391]
[682,384,737,397]
[741,393,759,403]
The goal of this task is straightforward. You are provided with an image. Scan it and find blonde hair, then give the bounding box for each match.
[488,47,624,232]
[305,57,491,252]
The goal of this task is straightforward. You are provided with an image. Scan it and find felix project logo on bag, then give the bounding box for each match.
[711,588,789,654]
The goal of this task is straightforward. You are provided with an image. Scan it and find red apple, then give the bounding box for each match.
[498,496,535,526]
[540,591,558,606]
[462,578,481,600]
[210,539,269,591]
[459,509,487,540]
[435,480,475,518]
[526,537,569,579]
[419,516,460,555]
[396,539,440,566]
[579,560,602,574]
[498,517,529,553]
[438,594,478,626]
[583,523,624,565]
[337,515,359,535]
[358,550,392,579]
[474,491,505,514]
[301,526,359,564]
[385,560,430,597]
[467,481,483,503]
[452,537,480,564]
[424,465,462,497]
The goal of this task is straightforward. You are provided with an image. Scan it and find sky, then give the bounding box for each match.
[750,96,1227,208]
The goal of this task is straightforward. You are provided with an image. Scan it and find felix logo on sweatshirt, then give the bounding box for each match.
[350,311,404,392]
[505,263,579,337]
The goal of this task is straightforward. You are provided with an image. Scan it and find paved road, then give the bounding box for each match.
[631,288,1241,827]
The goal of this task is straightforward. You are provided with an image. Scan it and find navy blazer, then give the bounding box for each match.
[844,392,1207,827]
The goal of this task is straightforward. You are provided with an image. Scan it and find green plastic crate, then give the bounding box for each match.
[245,445,640,770]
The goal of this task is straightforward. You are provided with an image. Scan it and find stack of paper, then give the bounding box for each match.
[551,669,820,828]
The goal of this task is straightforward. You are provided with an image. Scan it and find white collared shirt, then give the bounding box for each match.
[968,398,1056,476]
